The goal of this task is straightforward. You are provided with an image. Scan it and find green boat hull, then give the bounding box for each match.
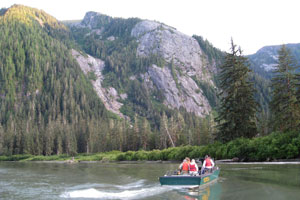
[159,168,220,186]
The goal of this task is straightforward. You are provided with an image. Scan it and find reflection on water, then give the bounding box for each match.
[176,181,222,200]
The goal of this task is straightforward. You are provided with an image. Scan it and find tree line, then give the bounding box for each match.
[216,40,300,142]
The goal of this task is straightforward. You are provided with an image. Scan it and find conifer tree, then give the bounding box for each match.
[216,40,258,142]
[269,45,300,131]
[0,124,4,155]
[141,118,151,150]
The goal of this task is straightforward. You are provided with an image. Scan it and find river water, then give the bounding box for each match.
[0,162,300,200]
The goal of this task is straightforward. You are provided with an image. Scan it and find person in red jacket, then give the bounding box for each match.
[189,159,199,175]
[179,159,189,175]
[202,155,215,173]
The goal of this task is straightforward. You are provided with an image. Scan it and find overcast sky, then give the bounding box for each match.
[2,0,300,54]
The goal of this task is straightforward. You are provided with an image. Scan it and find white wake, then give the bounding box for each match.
[60,185,171,199]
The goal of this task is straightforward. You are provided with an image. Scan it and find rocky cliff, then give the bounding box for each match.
[71,12,221,118]
[72,49,125,118]
[130,20,215,117]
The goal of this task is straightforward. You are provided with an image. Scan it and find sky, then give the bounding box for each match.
[2,0,300,54]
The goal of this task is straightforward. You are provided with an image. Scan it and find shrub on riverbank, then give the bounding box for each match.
[0,131,299,162]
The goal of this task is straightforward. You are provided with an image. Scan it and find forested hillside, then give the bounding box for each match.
[0,5,224,156]
[1,5,294,157]
[0,5,113,155]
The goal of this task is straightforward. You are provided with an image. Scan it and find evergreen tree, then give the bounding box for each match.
[269,45,300,131]
[0,124,4,155]
[132,114,140,150]
[216,40,258,142]
[141,118,151,150]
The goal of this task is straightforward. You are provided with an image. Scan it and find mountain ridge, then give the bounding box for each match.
[69,11,222,118]
[248,43,300,78]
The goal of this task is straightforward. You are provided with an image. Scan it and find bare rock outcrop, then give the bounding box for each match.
[132,20,214,116]
[131,20,214,85]
[147,65,210,117]
[72,49,125,118]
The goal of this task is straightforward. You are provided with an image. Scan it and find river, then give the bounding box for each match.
[0,162,300,199]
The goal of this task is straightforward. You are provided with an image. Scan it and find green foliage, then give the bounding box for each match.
[87,71,97,81]
[1,131,299,162]
[169,60,181,91]
[0,154,31,161]
[269,45,300,132]
[0,5,115,156]
[147,149,162,160]
[193,35,224,65]
[216,40,259,142]
[191,76,218,108]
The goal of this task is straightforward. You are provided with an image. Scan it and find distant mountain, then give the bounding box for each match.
[248,43,300,79]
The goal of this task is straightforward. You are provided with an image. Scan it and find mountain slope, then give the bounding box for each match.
[248,43,300,79]
[0,5,111,155]
[69,12,222,119]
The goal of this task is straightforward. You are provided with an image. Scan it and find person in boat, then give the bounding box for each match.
[189,159,199,176]
[185,157,191,165]
[178,159,189,175]
[202,155,215,173]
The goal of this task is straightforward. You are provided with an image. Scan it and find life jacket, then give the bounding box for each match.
[189,163,197,171]
[205,158,212,167]
[182,162,189,171]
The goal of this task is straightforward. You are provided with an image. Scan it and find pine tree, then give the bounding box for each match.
[216,40,258,142]
[133,114,140,151]
[0,124,4,155]
[161,112,176,148]
[141,118,151,150]
[269,45,300,131]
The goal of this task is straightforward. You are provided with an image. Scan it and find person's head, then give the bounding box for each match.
[183,159,186,163]
[186,157,190,162]
[191,159,195,163]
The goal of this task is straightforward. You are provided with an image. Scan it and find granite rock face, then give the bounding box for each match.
[72,13,219,117]
[79,11,112,29]
[131,20,214,84]
[72,49,125,118]
[146,64,210,117]
[132,20,215,117]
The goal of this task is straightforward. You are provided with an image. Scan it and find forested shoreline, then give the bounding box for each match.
[1,131,299,162]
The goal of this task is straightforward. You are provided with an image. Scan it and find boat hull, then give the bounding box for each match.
[159,168,220,186]
[200,168,220,185]
[159,175,201,186]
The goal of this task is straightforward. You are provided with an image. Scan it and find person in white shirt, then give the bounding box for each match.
[202,155,215,173]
